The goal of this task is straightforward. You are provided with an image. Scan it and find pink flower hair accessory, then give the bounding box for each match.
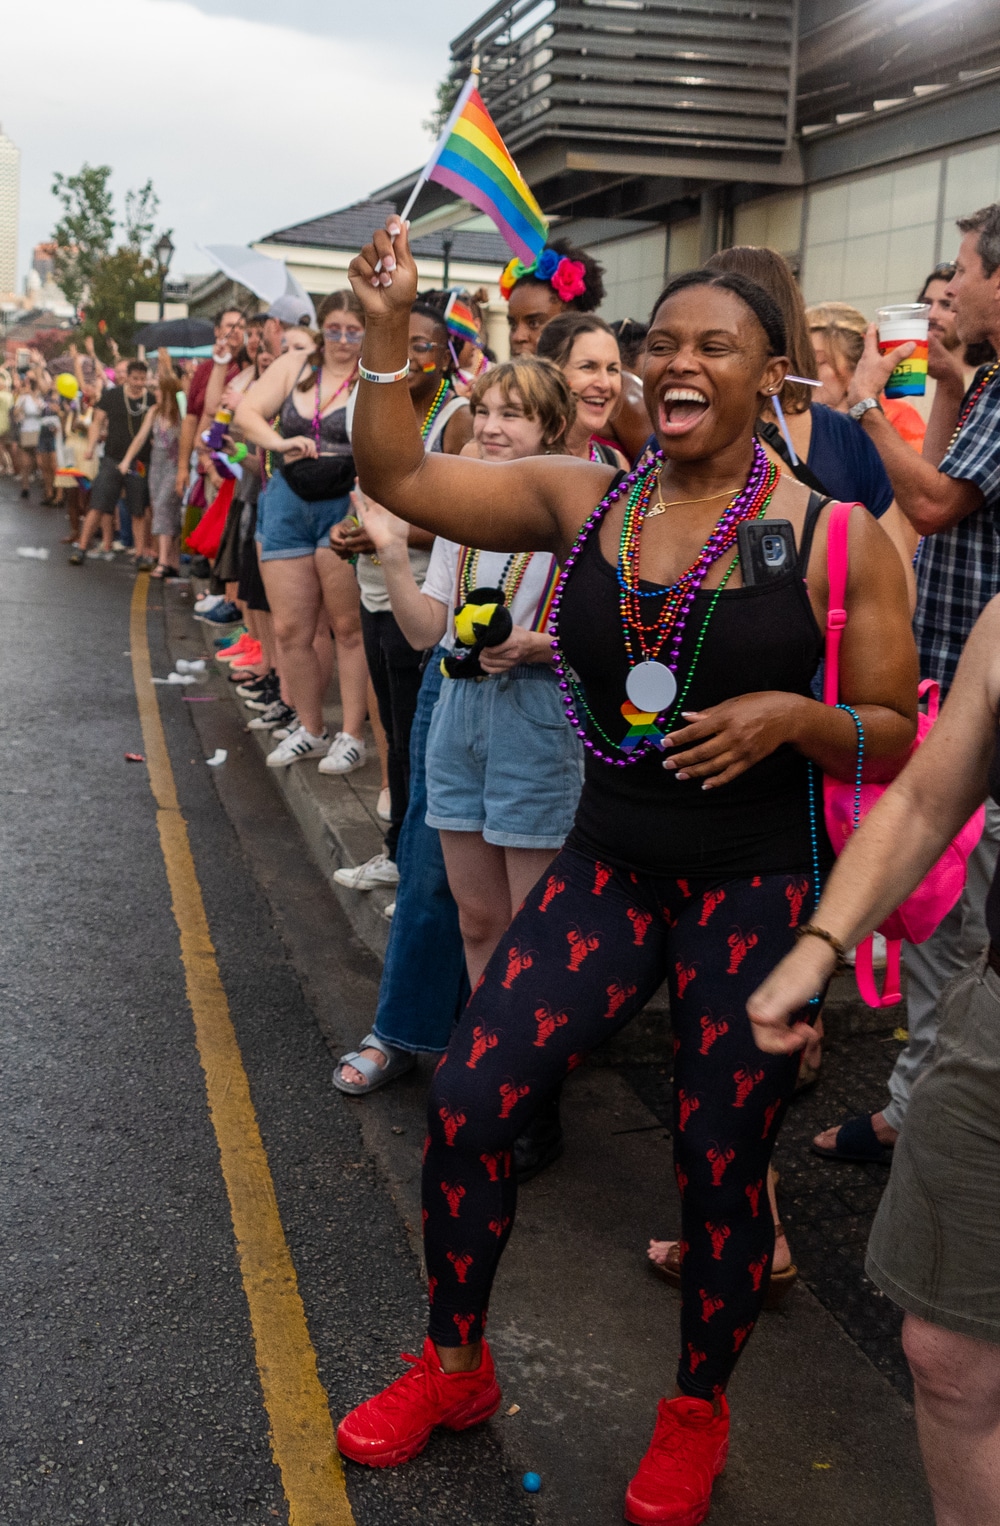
[551,257,587,303]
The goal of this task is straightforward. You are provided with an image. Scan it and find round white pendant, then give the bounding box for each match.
[626,661,677,713]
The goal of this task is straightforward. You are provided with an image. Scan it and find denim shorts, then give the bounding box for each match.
[255,470,351,561]
[424,666,583,849]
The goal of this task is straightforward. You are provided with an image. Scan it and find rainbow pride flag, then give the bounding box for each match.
[423,77,548,266]
[444,291,481,344]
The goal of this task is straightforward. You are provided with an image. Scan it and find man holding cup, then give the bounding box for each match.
[814,202,1000,1162]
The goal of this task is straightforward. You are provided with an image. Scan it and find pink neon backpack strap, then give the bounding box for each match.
[823,501,853,706]
[854,935,904,1008]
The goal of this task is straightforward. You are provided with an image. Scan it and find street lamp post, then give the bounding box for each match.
[154,231,175,320]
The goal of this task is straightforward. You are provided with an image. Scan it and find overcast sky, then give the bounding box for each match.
[4,0,481,289]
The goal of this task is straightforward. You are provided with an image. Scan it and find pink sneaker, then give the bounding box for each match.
[625,1394,730,1525]
[337,1337,501,1468]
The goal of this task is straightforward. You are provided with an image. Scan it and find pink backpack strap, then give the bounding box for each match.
[854,935,904,1008]
[823,501,853,706]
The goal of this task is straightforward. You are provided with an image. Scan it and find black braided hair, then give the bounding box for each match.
[649,270,787,357]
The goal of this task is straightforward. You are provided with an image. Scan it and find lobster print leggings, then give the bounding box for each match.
[423,846,815,1400]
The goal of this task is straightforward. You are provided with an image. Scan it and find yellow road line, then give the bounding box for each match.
[130,577,354,1526]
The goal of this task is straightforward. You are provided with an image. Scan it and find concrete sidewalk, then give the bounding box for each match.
[173,586,932,1526]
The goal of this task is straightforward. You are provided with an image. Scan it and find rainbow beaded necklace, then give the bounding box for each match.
[550,440,779,766]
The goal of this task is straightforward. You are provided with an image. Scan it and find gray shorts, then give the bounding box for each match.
[866,952,1000,1343]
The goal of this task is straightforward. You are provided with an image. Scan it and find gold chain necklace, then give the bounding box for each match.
[648,469,743,518]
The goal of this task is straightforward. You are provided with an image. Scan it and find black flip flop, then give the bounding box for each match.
[811,1112,894,1165]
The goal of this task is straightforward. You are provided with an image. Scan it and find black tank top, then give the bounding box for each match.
[560,492,832,878]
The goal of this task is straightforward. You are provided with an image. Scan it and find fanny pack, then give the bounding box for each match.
[280,452,354,502]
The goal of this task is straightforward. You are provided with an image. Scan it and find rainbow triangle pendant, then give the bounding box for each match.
[620,701,667,754]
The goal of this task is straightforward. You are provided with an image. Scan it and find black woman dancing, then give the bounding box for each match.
[337,217,918,1526]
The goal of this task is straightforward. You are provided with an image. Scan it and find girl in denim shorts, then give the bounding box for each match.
[353,357,582,988]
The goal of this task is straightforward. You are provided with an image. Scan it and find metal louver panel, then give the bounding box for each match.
[451,0,798,163]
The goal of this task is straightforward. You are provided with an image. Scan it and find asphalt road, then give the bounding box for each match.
[1,479,932,1526]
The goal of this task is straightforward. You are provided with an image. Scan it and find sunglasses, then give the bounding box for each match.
[324,327,364,344]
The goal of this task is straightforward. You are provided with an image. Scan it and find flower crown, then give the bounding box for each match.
[499,247,588,304]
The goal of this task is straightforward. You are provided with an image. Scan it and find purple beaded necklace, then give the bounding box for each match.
[550,439,776,767]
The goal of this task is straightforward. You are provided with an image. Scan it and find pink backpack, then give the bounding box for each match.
[822,501,984,1006]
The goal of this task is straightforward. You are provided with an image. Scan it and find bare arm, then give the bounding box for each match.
[748,596,1000,1051]
[234,354,316,460]
[348,217,614,555]
[85,406,107,461]
[118,407,155,474]
[352,492,448,648]
[847,324,981,535]
[877,501,918,612]
[175,411,199,494]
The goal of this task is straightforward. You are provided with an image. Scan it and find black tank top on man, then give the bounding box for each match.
[560,489,833,879]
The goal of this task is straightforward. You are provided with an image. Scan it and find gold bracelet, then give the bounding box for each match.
[796,923,847,969]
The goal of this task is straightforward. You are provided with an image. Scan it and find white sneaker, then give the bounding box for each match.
[272,713,299,741]
[332,852,400,891]
[111,540,127,553]
[194,592,225,614]
[382,900,396,921]
[317,731,367,776]
[265,725,330,768]
[377,786,392,821]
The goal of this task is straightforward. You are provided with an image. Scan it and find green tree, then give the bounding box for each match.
[78,247,160,355]
[50,165,166,358]
[51,163,115,309]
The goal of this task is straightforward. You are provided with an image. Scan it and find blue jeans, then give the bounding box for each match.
[373,650,470,1053]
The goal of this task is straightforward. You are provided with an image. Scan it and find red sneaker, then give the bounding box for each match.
[336,1337,501,1468]
[624,1394,730,1526]
[216,634,252,663]
[229,642,263,671]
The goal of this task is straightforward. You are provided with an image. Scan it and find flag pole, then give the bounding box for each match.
[397,60,480,225]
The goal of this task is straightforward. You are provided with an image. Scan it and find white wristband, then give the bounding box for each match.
[359,360,410,384]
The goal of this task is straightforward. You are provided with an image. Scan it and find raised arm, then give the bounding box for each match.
[847,324,981,535]
[348,218,613,555]
[748,594,1000,1052]
[352,489,448,649]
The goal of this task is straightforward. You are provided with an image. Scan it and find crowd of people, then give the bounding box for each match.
[8,199,1000,1525]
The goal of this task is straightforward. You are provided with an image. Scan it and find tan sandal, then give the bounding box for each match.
[648,1235,798,1309]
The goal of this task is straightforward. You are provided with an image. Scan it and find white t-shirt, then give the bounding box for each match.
[422,539,560,651]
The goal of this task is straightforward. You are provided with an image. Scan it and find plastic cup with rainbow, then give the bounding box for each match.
[877,303,931,398]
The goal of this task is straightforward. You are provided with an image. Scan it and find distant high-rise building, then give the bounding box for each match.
[0,124,19,295]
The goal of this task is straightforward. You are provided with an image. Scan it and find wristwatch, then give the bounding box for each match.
[847,396,883,422]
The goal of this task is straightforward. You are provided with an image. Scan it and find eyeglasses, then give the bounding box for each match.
[409,340,442,356]
[324,327,364,344]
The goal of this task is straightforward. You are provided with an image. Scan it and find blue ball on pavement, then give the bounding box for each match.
[522,1472,542,1493]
